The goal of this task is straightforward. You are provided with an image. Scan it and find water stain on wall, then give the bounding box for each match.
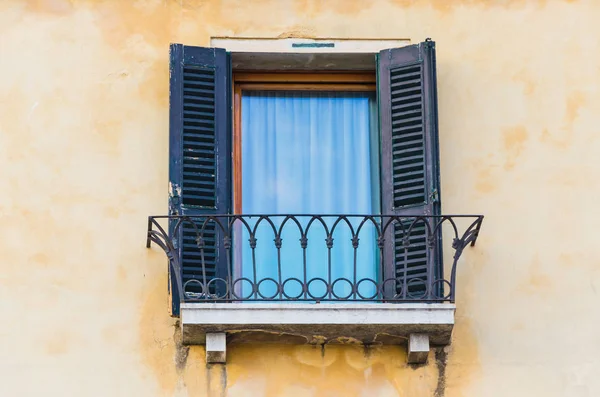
[540,90,587,149]
[512,69,536,96]
[442,240,483,396]
[26,0,73,15]
[292,0,371,17]
[224,344,439,396]
[472,154,500,195]
[138,273,181,394]
[565,90,586,126]
[44,331,73,355]
[207,364,227,397]
[516,254,554,295]
[475,165,496,194]
[182,346,208,397]
[277,26,318,39]
[502,125,528,170]
[391,0,577,14]
[31,252,50,267]
[444,315,482,397]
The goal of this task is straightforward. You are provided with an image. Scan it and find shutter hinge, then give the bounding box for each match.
[429,189,439,203]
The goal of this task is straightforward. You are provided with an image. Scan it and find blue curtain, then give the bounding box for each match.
[239,91,379,300]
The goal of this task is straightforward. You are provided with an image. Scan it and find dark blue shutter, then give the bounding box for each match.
[378,40,442,299]
[169,44,231,315]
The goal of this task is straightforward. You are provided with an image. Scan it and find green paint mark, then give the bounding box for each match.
[292,43,335,48]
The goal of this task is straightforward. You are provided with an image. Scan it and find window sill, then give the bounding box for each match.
[180,302,454,363]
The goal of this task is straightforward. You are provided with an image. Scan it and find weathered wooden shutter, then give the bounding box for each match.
[378,40,442,299]
[169,44,231,315]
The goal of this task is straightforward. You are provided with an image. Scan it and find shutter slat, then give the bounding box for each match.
[182,254,217,261]
[183,69,213,76]
[184,82,215,90]
[393,162,424,171]
[391,108,422,119]
[393,187,425,197]
[184,141,216,149]
[395,196,426,206]
[391,70,421,81]
[182,132,215,141]
[392,116,423,127]
[184,149,217,157]
[392,154,425,164]
[403,249,428,258]
[183,118,215,126]
[184,126,215,133]
[395,264,428,273]
[392,176,425,186]
[183,95,215,105]
[182,172,215,179]
[182,162,215,169]
[393,140,424,150]
[390,93,421,105]
[183,156,215,164]
[393,169,424,177]
[183,87,216,97]
[183,78,215,86]
[184,110,217,118]
[183,186,217,194]
[391,78,421,88]
[183,102,215,111]
[392,125,423,135]
[391,86,422,97]
[393,147,424,156]
[393,238,427,246]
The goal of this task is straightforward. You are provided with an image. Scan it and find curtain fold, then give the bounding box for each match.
[240,91,379,300]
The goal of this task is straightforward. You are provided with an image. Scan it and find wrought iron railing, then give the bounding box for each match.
[147,214,483,303]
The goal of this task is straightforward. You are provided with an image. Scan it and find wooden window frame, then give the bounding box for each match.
[232,72,377,213]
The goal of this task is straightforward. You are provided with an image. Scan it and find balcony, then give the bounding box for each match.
[147,214,483,363]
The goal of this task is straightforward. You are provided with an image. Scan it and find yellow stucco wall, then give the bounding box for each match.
[1,0,599,395]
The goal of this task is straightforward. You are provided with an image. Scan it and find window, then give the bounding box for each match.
[234,74,380,301]
[167,41,442,315]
